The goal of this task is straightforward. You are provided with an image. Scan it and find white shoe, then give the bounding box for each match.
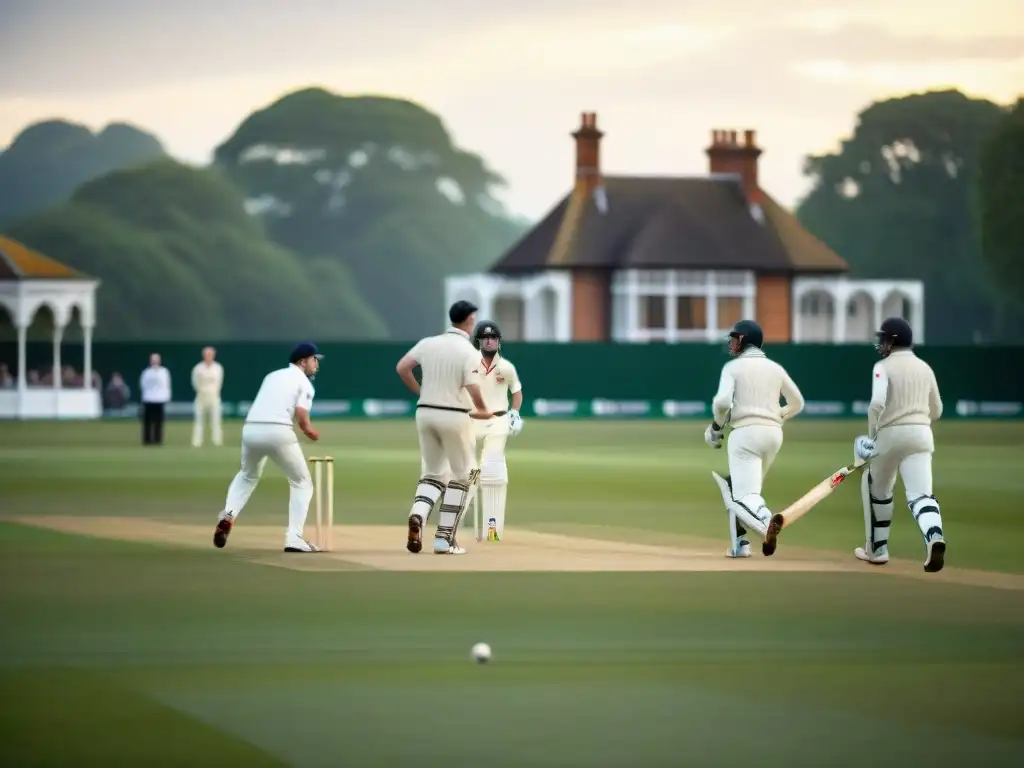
[854,544,889,565]
[433,538,467,555]
[924,536,946,573]
[726,542,752,558]
[284,536,320,553]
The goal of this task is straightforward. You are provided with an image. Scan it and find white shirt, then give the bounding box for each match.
[191,361,224,398]
[406,328,479,410]
[139,366,171,404]
[244,364,315,426]
[712,348,805,429]
[868,350,942,437]
[473,355,522,413]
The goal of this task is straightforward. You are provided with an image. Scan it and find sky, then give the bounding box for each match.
[1,0,1021,220]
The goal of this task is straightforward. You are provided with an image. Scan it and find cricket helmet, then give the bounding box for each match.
[727,319,763,356]
[875,317,912,358]
[473,320,502,352]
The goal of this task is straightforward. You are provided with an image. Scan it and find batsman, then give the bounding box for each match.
[852,317,946,572]
[707,320,805,557]
[469,320,524,541]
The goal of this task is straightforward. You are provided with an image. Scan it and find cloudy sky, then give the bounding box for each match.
[1,0,1021,219]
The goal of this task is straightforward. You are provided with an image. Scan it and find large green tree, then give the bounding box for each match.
[976,98,1024,304]
[0,119,166,226]
[213,87,527,338]
[797,90,1007,343]
[7,160,389,340]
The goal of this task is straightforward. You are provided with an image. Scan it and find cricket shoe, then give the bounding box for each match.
[854,544,889,565]
[923,536,946,573]
[284,535,320,553]
[432,537,467,555]
[726,541,751,558]
[407,515,423,553]
[213,512,234,549]
[762,514,784,557]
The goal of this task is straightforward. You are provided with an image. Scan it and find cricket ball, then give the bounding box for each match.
[471,642,492,664]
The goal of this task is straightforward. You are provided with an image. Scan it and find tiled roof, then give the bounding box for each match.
[490,176,848,275]
[0,235,89,280]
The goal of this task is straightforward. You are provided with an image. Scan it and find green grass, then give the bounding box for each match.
[1,419,1023,766]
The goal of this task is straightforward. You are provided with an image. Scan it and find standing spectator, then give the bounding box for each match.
[0,363,13,389]
[191,346,225,447]
[140,353,171,445]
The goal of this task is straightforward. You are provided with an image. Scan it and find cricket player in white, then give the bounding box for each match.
[396,300,493,555]
[708,320,805,557]
[468,320,523,540]
[852,317,946,572]
[191,346,224,448]
[212,342,324,553]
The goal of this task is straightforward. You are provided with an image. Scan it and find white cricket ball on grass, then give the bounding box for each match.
[471,642,492,664]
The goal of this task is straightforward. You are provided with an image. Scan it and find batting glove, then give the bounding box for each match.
[704,422,724,449]
[508,409,524,436]
[853,435,877,462]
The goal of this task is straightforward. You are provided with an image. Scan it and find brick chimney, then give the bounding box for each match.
[706,128,762,203]
[572,112,603,193]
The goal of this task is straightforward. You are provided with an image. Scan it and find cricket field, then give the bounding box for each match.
[1,418,1022,766]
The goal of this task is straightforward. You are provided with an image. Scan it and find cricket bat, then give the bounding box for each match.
[775,457,867,528]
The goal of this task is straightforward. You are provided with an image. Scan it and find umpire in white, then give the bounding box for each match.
[396,300,493,555]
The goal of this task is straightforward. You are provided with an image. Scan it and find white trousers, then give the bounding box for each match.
[223,423,312,543]
[417,408,476,484]
[869,425,934,500]
[727,424,783,500]
[193,394,223,447]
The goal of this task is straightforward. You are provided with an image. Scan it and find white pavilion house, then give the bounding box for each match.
[0,236,102,419]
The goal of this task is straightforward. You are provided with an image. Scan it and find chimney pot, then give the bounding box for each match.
[745,129,756,147]
[729,130,738,145]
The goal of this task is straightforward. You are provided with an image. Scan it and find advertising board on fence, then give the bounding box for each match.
[101,398,1024,420]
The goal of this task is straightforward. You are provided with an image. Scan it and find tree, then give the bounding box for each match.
[213,87,527,338]
[0,119,166,226]
[7,160,390,340]
[797,90,1007,343]
[976,98,1024,303]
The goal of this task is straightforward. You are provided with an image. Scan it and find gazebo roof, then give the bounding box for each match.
[0,235,92,281]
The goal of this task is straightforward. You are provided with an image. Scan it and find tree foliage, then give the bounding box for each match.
[976,98,1024,304]
[797,90,1008,343]
[6,161,388,340]
[213,87,527,337]
[0,119,166,226]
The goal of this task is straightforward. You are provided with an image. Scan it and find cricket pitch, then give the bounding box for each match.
[14,515,1024,591]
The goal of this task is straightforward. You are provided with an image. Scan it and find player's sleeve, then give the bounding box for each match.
[779,366,805,421]
[867,363,888,438]
[462,348,479,387]
[405,339,423,363]
[711,364,735,426]
[297,379,314,411]
[191,364,200,390]
[508,362,522,395]
[928,369,943,421]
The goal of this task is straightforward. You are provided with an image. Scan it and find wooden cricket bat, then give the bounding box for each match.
[776,457,867,527]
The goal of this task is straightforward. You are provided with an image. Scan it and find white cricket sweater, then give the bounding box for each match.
[712,348,805,429]
[868,350,943,437]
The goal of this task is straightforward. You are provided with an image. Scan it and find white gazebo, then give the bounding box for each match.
[0,236,102,419]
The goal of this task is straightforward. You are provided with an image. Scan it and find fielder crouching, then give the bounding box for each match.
[851,317,946,573]
[707,320,805,558]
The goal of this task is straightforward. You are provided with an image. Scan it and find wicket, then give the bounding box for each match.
[308,456,334,551]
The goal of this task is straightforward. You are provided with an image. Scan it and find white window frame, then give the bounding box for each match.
[611,269,756,343]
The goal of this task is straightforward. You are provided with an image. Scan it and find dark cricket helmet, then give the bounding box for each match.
[875,317,913,356]
[727,319,764,355]
[473,320,502,351]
